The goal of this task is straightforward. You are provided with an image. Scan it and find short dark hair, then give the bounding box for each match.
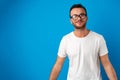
[69,4,87,17]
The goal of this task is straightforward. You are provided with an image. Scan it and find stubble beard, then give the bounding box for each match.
[73,22,86,30]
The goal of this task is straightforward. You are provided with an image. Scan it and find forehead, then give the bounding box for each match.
[70,8,86,15]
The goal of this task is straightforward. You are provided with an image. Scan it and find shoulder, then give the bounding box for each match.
[61,32,73,40]
[90,31,104,40]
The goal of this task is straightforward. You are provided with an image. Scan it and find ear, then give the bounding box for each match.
[86,17,88,21]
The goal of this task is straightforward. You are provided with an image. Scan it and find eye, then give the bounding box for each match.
[72,15,77,18]
[80,13,86,16]
[79,13,86,18]
[71,14,78,19]
[70,13,86,20]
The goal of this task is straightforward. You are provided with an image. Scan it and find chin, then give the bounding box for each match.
[74,24,86,29]
[75,25,83,28]
[74,26,84,29]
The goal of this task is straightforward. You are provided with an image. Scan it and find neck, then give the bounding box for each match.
[74,28,90,38]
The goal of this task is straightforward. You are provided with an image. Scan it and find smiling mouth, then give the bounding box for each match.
[76,21,82,25]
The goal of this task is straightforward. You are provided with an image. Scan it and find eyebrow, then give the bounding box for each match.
[71,13,86,16]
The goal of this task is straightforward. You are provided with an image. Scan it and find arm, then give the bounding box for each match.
[100,54,117,80]
[49,56,66,80]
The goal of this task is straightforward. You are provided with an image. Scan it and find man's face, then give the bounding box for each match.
[70,8,88,29]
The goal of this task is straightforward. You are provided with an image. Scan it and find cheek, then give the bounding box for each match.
[81,18,87,23]
[85,17,88,21]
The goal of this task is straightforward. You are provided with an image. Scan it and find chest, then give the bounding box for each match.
[66,38,99,59]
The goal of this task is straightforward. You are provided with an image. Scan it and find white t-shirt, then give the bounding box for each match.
[58,31,108,80]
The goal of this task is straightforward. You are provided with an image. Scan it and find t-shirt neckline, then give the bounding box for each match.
[72,30,92,40]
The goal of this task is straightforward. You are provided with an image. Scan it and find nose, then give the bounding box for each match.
[77,16,82,20]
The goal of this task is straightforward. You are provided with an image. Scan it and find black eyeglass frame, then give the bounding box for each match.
[70,13,87,20]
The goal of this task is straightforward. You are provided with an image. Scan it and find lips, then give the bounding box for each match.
[76,21,82,25]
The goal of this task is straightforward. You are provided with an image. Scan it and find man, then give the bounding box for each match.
[49,4,117,80]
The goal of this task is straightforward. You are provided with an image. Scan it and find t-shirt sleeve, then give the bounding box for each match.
[57,37,67,57]
[99,35,108,56]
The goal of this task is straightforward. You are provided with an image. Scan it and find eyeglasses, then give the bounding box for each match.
[70,13,87,20]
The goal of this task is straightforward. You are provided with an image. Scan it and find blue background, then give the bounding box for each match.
[0,0,120,80]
